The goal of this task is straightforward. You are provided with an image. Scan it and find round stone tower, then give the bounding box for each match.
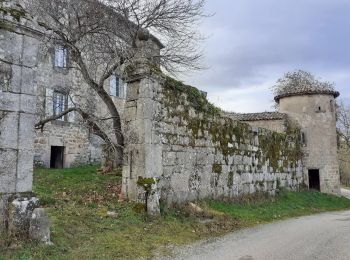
[275,83,340,194]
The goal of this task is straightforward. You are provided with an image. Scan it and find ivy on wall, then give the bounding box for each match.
[161,76,303,172]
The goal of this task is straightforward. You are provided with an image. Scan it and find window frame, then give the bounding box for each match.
[54,45,68,68]
[53,90,68,121]
[109,74,121,97]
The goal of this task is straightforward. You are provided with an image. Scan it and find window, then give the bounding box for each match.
[316,105,324,113]
[53,91,67,121]
[0,64,12,91]
[54,45,67,68]
[109,74,123,97]
[300,131,307,146]
[330,100,334,113]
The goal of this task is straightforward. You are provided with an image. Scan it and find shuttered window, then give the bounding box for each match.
[54,45,67,68]
[53,91,67,121]
[109,74,120,97]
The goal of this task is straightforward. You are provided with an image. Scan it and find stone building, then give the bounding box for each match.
[228,112,287,133]
[230,85,341,194]
[276,85,340,194]
[3,1,163,169]
[33,47,128,168]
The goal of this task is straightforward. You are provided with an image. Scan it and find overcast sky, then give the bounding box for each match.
[183,0,350,113]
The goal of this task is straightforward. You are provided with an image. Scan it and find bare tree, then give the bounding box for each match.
[272,70,335,97]
[337,101,350,186]
[28,0,207,165]
[337,101,350,149]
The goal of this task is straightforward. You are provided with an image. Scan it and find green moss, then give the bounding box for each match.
[257,121,303,172]
[163,133,178,145]
[276,179,281,189]
[137,177,157,192]
[162,76,303,171]
[164,76,221,116]
[212,164,222,174]
[133,203,146,213]
[0,6,26,22]
[227,171,234,188]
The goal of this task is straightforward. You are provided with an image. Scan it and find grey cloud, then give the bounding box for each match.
[185,0,350,106]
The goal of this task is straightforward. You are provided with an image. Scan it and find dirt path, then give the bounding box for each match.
[159,192,350,260]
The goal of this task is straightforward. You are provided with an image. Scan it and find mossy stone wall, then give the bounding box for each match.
[154,77,304,204]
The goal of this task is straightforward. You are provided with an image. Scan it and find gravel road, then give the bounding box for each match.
[160,190,350,260]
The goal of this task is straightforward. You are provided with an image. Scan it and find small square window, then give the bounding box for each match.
[54,45,67,68]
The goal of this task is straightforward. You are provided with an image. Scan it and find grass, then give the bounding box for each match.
[1,166,350,260]
[208,191,350,225]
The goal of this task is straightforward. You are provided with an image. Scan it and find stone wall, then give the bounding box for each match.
[0,2,39,194]
[34,123,102,168]
[122,74,304,205]
[0,0,46,238]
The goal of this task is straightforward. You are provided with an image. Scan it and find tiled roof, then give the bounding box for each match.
[274,85,340,102]
[227,112,287,121]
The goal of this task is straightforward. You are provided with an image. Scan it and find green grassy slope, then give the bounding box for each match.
[1,166,350,260]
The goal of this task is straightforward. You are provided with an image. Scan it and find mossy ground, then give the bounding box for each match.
[1,166,350,260]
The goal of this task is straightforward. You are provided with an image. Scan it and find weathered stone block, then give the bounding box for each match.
[136,98,158,120]
[0,92,19,112]
[20,94,36,114]
[18,113,36,151]
[9,197,39,236]
[138,78,159,99]
[0,149,17,193]
[16,150,34,193]
[144,144,162,178]
[29,208,51,244]
[22,38,40,68]
[0,111,19,149]
[0,195,9,234]
[146,182,161,216]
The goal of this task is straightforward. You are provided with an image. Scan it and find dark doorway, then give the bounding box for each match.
[50,146,64,169]
[308,169,320,191]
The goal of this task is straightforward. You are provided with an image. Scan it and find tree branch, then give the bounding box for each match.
[35,107,123,149]
[35,107,76,129]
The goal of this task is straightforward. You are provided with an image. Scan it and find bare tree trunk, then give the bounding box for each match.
[95,87,124,164]
[71,49,125,165]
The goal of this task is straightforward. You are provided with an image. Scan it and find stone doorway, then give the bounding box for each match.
[50,146,65,168]
[308,169,320,191]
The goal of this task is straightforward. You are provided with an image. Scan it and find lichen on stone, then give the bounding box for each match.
[212,163,222,174]
[0,4,27,22]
